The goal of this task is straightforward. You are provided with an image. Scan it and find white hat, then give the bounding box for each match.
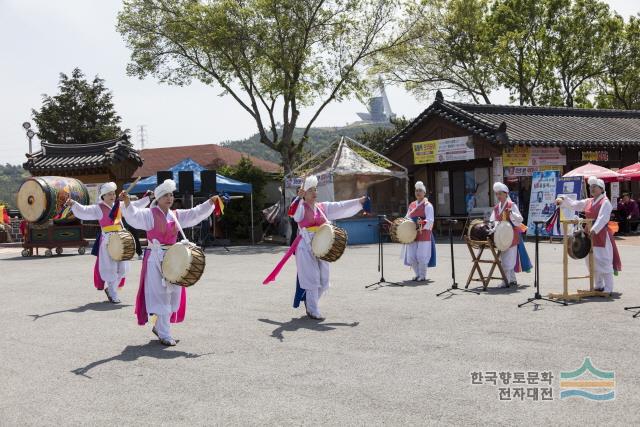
[303,175,318,191]
[98,182,117,199]
[493,182,509,193]
[587,175,605,190]
[154,179,177,200]
[415,181,426,192]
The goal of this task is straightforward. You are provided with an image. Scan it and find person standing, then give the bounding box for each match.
[402,181,434,282]
[491,182,525,288]
[556,176,622,294]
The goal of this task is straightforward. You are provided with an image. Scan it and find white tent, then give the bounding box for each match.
[285,136,409,206]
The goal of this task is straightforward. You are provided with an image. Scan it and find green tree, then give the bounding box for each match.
[376,0,496,104]
[32,68,124,144]
[218,157,268,239]
[489,0,559,106]
[595,15,640,109]
[547,0,612,107]
[117,0,414,173]
[0,164,29,209]
[356,116,409,153]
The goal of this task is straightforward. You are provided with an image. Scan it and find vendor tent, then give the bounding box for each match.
[286,136,408,205]
[563,162,623,182]
[126,158,256,243]
[617,162,640,181]
[127,158,252,194]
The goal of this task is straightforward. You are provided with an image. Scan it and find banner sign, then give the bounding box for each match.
[526,170,560,237]
[413,136,474,164]
[503,146,566,167]
[555,176,584,229]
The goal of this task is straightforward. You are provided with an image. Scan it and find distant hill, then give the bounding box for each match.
[221,122,394,164]
[0,164,29,209]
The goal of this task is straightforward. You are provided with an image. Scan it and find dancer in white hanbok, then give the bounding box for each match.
[490,182,524,287]
[402,181,434,281]
[121,179,221,346]
[263,176,366,320]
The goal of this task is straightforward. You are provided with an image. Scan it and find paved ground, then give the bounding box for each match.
[1,237,640,425]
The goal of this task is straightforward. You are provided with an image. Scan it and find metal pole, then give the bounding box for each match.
[250,191,255,245]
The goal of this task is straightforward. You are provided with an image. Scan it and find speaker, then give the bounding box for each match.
[178,171,195,194]
[201,170,217,195]
[156,171,173,186]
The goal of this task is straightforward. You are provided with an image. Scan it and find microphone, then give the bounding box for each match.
[446,218,458,224]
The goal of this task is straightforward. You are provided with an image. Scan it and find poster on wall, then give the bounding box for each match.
[555,177,584,231]
[526,170,560,237]
[412,136,474,164]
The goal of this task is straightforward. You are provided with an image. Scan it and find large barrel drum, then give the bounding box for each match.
[17,176,89,224]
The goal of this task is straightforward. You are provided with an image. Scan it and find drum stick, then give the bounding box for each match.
[125,177,142,193]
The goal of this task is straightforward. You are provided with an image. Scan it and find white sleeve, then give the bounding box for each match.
[175,201,215,228]
[122,203,155,231]
[322,199,363,221]
[509,203,523,226]
[424,203,435,230]
[489,209,496,222]
[293,201,306,223]
[70,203,103,221]
[560,197,587,212]
[591,199,612,234]
[131,196,150,209]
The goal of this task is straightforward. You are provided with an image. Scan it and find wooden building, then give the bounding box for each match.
[385,91,640,219]
[23,135,143,196]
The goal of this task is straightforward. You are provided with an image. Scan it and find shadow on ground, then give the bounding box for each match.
[71,341,213,378]
[258,317,359,342]
[29,302,132,321]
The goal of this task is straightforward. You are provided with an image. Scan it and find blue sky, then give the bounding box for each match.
[1,0,637,165]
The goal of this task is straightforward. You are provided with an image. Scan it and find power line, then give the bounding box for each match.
[137,125,147,150]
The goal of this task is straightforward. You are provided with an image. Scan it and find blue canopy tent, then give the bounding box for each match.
[127,158,252,194]
[126,158,256,243]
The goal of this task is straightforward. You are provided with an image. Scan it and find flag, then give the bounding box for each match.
[108,199,122,225]
[213,195,225,217]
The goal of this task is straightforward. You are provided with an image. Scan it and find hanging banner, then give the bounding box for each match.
[526,170,560,237]
[504,165,564,177]
[503,146,566,167]
[412,136,474,164]
[582,151,609,161]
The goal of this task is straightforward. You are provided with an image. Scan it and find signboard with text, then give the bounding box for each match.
[413,136,474,164]
[503,146,566,167]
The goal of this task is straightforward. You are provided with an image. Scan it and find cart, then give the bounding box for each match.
[21,221,89,257]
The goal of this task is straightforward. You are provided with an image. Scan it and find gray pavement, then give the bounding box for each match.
[1,239,640,425]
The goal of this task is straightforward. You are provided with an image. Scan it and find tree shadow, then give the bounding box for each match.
[71,341,213,378]
[258,317,359,342]
[28,302,132,321]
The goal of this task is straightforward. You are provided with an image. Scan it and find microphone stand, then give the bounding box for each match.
[365,215,402,288]
[518,221,566,307]
[437,218,479,296]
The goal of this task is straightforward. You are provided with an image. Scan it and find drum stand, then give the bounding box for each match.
[463,238,507,291]
[437,219,479,296]
[518,222,566,307]
[365,215,402,289]
[548,219,607,302]
[624,306,640,318]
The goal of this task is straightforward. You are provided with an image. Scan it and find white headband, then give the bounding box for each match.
[587,176,605,190]
[99,182,117,198]
[493,182,509,193]
[154,179,176,200]
[303,175,318,191]
[415,181,426,192]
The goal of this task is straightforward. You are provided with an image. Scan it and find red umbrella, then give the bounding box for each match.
[617,162,640,181]
[563,162,624,182]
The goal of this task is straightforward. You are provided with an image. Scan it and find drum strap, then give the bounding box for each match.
[102,224,124,232]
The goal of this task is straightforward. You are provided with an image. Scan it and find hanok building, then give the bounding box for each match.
[24,135,143,198]
[385,91,640,221]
